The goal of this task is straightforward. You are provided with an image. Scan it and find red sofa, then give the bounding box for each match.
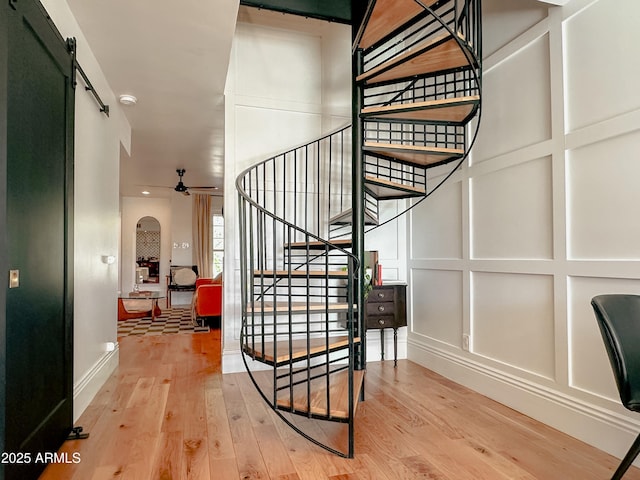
[191,277,222,327]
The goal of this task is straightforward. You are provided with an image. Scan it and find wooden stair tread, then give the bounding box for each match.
[364,141,463,167]
[357,33,472,85]
[243,335,360,365]
[365,176,426,198]
[276,369,365,419]
[247,301,356,314]
[328,208,378,226]
[357,0,436,50]
[285,239,352,250]
[254,269,348,278]
[361,95,480,124]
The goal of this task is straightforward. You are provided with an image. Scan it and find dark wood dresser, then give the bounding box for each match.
[365,284,407,366]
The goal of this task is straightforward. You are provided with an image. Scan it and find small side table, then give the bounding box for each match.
[365,284,407,366]
[119,292,165,321]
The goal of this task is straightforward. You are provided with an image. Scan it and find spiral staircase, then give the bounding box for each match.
[236,0,482,458]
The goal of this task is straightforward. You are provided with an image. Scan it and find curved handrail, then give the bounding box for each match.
[236,124,360,457]
[235,123,357,264]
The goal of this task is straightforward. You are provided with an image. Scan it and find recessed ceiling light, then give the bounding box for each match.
[141,190,150,195]
[119,94,137,106]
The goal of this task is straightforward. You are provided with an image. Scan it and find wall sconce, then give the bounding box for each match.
[101,255,116,265]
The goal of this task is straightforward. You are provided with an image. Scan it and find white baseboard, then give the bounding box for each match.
[222,348,245,374]
[222,348,273,374]
[408,337,640,462]
[73,345,119,422]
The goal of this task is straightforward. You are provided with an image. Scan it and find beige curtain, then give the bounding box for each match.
[192,193,212,278]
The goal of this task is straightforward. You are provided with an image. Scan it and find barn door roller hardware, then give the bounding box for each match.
[67,37,110,117]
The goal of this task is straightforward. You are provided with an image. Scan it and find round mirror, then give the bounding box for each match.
[135,216,160,284]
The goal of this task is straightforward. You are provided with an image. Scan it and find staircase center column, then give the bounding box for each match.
[352,47,366,371]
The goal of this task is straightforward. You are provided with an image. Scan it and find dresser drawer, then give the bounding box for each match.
[369,287,394,302]
[366,301,394,316]
[366,315,395,329]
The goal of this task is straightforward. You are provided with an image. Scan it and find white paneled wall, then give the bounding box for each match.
[474,34,552,161]
[411,269,463,348]
[564,0,640,131]
[408,0,640,461]
[472,157,553,259]
[472,271,555,379]
[412,180,463,259]
[568,130,640,259]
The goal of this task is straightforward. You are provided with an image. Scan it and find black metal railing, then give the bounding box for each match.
[363,69,479,116]
[236,125,361,457]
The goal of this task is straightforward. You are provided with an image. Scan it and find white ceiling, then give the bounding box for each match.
[66,0,240,198]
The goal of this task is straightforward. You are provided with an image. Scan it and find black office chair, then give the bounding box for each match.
[591,294,640,479]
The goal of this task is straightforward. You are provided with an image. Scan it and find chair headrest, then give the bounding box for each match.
[174,268,197,286]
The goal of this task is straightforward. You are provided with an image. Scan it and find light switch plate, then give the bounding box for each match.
[9,270,19,288]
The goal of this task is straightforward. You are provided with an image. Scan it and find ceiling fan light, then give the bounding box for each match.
[119,94,137,106]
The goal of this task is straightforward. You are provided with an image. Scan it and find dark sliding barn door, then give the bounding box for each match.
[4,1,74,479]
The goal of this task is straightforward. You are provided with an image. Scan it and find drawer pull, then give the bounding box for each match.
[377,292,385,299]
[378,305,385,312]
[378,319,386,325]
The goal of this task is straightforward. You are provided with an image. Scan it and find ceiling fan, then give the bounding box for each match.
[172,169,219,196]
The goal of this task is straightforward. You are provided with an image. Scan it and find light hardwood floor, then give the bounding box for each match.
[39,330,640,479]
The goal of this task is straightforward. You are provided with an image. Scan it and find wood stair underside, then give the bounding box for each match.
[276,369,365,420]
[329,208,378,227]
[285,239,353,250]
[357,0,438,50]
[364,142,463,167]
[243,335,360,365]
[357,34,473,85]
[365,176,425,199]
[361,95,480,124]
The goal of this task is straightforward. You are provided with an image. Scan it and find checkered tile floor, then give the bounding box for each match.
[117,307,210,337]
